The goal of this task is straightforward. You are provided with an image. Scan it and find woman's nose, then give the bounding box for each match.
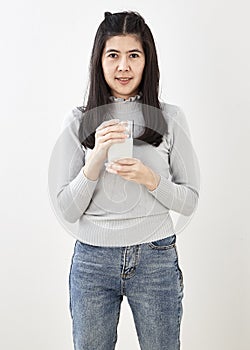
[117,57,130,71]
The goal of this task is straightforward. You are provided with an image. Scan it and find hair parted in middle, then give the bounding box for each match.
[78,11,168,149]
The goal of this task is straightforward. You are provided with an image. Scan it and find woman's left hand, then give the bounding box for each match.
[105,158,160,191]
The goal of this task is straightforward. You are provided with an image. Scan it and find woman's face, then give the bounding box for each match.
[101,34,145,100]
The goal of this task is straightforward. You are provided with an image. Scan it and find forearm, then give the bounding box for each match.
[57,168,98,223]
[143,167,198,215]
[147,175,199,216]
[57,149,107,222]
[83,150,105,181]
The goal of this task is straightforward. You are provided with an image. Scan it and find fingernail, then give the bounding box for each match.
[106,168,117,174]
[105,162,114,167]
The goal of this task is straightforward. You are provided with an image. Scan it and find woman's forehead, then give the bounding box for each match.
[104,34,143,51]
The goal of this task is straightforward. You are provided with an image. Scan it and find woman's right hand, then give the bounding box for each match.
[92,119,128,163]
[82,119,128,181]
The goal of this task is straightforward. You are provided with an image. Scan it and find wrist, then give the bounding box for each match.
[145,169,160,191]
[88,148,105,164]
[83,152,104,181]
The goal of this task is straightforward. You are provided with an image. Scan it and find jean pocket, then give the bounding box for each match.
[148,234,176,250]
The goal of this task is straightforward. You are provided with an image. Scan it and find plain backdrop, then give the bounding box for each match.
[0,0,249,349]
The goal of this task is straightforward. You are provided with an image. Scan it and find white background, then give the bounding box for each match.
[0,0,249,349]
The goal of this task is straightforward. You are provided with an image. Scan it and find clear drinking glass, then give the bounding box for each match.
[108,120,133,162]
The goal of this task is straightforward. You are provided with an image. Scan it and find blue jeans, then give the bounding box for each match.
[69,234,184,350]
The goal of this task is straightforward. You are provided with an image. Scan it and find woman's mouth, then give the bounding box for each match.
[115,77,132,85]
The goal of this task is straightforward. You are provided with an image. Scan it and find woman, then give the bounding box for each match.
[55,11,200,350]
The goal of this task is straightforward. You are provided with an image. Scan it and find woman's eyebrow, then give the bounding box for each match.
[105,49,143,54]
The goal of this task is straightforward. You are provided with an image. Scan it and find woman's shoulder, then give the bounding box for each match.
[160,101,182,119]
[160,102,189,131]
[60,106,84,131]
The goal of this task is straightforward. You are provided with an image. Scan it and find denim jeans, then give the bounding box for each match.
[69,234,184,350]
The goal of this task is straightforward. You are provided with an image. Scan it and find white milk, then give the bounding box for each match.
[108,138,133,162]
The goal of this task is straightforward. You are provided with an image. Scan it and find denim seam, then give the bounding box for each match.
[177,292,183,348]
[121,246,141,280]
[69,242,77,320]
[112,296,123,348]
[174,246,184,290]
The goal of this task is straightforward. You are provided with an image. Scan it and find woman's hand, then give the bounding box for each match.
[105,158,161,191]
[92,119,128,163]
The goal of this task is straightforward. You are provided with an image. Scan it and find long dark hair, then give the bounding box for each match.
[78,11,168,149]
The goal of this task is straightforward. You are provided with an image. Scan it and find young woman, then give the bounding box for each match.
[55,10,200,350]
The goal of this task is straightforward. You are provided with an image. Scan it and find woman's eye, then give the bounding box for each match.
[130,53,139,58]
[107,53,140,59]
[108,53,118,58]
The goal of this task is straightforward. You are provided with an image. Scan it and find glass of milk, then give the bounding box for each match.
[108,120,133,162]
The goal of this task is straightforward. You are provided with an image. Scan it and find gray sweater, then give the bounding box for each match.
[52,96,200,246]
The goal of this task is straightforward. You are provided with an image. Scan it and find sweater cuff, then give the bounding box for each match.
[148,175,174,206]
[69,167,99,199]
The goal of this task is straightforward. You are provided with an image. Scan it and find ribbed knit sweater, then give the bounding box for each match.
[52,95,200,246]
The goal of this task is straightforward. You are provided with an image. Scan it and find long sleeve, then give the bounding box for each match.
[148,106,200,216]
[55,108,98,223]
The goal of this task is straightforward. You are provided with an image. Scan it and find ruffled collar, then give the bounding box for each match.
[109,92,142,103]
